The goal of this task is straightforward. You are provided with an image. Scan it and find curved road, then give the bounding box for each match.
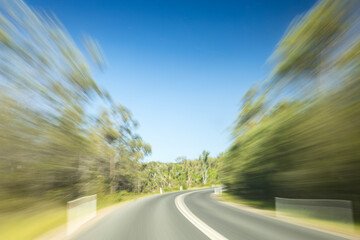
[70,189,347,240]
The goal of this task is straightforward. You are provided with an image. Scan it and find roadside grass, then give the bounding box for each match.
[282,212,360,237]
[97,191,157,209]
[0,186,207,240]
[219,192,360,237]
[220,192,275,211]
[0,204,66,240]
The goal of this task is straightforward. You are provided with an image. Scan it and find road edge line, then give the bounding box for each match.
[175,191,228,240]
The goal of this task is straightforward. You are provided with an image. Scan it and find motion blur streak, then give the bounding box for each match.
[1,0,360,239]
[0,1,223,239]
[0,0,152,239]
[222,0,360,226]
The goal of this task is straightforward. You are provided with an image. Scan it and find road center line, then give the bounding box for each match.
[175,191,228,240]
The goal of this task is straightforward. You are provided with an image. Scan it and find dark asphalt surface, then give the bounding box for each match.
[70,189,348,240]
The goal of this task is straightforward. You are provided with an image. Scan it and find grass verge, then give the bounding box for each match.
[0,204,66,240]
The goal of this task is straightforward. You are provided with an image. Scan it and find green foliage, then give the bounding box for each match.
[140,154,222,192]
[223,0,360,222]
[0,0,151,212]
[269,0,355,90]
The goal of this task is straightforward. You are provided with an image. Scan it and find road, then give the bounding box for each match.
[70,189,347,240]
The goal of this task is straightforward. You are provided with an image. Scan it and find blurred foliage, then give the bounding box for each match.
[0,0,222,223]
[0,0,154,212]
[223,0,360,222]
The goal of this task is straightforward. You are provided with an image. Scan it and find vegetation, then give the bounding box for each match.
[222,0,360,224]
[0,2,222,239]
[1,0,360,239]
[140,153,222,192]
[0,0,149,210]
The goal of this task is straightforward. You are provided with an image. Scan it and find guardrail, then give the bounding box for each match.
[67,194,97,235]
[214,187,223,195]
[275,197,353,227]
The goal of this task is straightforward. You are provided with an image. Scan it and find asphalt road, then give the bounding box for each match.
[70,189,347,240]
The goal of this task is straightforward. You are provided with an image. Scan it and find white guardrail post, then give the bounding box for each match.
[67,194,97,235]
[214,187,222,195]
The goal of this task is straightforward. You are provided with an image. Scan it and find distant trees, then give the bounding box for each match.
[140,153,222,192]
[223,0,360,222]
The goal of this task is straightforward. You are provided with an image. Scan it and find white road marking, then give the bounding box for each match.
[175,191,228,240]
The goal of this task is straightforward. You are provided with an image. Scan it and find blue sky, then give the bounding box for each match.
[28,0,315,162]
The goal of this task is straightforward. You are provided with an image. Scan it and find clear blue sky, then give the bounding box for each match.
[28,0,315,162]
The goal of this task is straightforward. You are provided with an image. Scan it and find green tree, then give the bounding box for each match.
[269,0,354,93]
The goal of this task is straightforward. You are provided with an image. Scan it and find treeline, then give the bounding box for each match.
[140,152,222,192]
[222,0,360,221]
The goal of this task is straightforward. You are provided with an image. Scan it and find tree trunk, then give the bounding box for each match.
[137,178,140,193]
[203,168,208,184]
[110,155,115,194]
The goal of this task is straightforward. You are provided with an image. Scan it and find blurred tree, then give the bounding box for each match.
[0,0,154,209]
[269,0,353,94]
[223,0,360,222]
